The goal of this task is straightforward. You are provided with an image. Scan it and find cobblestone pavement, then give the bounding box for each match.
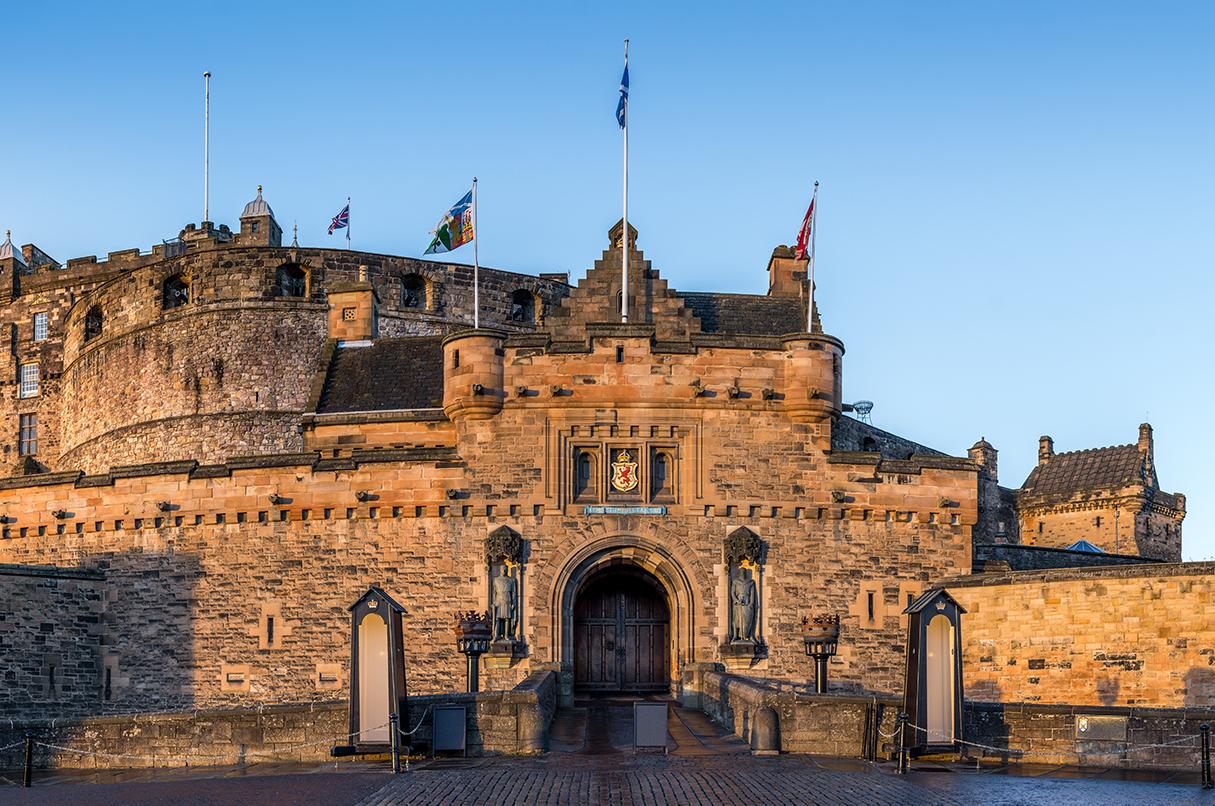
[1,700,1209,805]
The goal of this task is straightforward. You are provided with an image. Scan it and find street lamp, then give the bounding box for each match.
[802,614,841,694]
[454,611,492,693]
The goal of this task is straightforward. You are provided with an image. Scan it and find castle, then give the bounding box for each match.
[0,187,1201,747]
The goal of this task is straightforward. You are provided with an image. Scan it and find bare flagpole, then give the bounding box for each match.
[203,71,210,223]
[807,180,819,332]
[473,177,480,329]
[621,38,629,324]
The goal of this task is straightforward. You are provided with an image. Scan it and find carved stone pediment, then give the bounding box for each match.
[485,525,524,565]
[723,527,764,566]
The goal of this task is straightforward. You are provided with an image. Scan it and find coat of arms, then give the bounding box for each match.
[610,450,640,493]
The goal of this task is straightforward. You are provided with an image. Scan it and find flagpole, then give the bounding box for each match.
[203,71,210,223]
[346,197,351,250]
[621,38,629,324]
[807,180,819,332]
[473,177,480,329]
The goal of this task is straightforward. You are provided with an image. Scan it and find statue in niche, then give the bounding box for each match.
[730,566,758,642]
[491,564,517,641]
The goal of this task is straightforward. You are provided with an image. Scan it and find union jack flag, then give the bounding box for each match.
[328,203,349,235]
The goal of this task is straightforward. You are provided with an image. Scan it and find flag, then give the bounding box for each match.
[328,203,349,235]
[794,196,815,260]
[616,62,629,128]
[424,189,474,254]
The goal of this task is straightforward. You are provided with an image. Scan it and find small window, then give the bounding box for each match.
[32,313,48,342]
[1038,521,1044,535]
[266,615,275,647]
[651,451,672,500]
[401,274,426,308]
[615,346,624,363]
[251,221,259,234]
[510,289,536,324]
[907,593,914,608]
[84,307,103,341]
[1093,515,1102,528]
[274,264,307,297]
[103,667,112,701]
[867,591,875,622]
[452,350,460,369]
[861,436,878,452]
[19,363,39,398]
[162,274,189,309]
[18,413,37,456]
[574,450,596,500]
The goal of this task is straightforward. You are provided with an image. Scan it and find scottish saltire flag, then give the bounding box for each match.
[424,189,474,254]
[616,61,629,128]
[328,203,349,235]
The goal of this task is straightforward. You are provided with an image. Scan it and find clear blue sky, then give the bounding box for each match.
[4,2,1213,559]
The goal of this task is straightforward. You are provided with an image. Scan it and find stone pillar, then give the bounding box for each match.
[326,273,378,341]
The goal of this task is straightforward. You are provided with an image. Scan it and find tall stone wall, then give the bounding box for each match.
[0,428,973,720]
[945,562,1215,708]
[0,565,105,718]
[0,239,568,476]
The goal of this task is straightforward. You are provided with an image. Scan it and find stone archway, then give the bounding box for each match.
[550,535,697,701]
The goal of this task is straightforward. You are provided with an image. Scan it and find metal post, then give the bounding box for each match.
[814,654,829,694]
[896,712,909,774]
[466,654,480,693]
[22,734,33,787]
[389,712,401,774]
[1201,723,1212,790]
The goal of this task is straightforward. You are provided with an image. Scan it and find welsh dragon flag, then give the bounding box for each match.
[424,189,474,254]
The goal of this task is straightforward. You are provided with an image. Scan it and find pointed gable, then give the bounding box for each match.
[544,221,702,346]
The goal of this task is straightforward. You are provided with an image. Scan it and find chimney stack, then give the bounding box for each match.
[1038,435,1054,466]
[968,437,998,481]
[767,245,808,299]
[1138,422,1154,480]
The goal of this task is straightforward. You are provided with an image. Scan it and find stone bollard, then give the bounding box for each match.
[751,707,780,756]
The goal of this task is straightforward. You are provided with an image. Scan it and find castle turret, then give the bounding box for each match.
[968,437,998,482]
[237,185,282,247]
[780,332,844,443]
[443,330,505,420]
[0,229,26,302]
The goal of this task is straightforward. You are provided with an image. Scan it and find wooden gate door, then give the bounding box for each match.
[574,570,670,692]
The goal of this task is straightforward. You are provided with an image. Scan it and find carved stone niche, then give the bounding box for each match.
[721,527,768,666]
[485,526,526,665]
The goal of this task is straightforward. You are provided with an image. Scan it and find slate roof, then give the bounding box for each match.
[316,336,445,413]
[679,292,807,336]
[1020,444,1148,500]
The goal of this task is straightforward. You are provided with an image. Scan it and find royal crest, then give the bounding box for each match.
[610,449,640,493]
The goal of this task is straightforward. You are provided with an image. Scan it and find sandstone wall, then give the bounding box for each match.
[945,562,1215,708]
[1020,499,1181,561]
[0,433,974,720]
[0,565,105,718]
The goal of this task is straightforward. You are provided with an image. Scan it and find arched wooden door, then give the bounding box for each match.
[574,567,670,692]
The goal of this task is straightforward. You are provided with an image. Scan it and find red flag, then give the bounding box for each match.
[794,196,815,260]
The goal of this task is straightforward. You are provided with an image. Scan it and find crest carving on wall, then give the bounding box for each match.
[485,525,524,565]
[722,527,764,566]
[610,449,640,493]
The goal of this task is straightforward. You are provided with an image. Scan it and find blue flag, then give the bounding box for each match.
[616,62,629,128]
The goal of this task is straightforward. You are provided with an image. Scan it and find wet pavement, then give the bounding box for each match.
[2,697,1211,804]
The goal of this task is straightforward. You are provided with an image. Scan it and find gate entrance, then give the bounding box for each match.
[573,566,670,692]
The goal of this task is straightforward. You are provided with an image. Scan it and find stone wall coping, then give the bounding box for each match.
[973,542,1152,564]
[0,471,84,491]
[303,408,448,426]
[702,670,899,708]
[940,559,1214,588]
[967,699,1215,721]
[0,448,466,493]
[441,328,508,347]
[827,452,975,473]
[0,562,105,581]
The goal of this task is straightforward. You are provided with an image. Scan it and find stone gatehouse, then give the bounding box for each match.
[0,189,1189,723]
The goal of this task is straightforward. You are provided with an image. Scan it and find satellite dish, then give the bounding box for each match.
[850,400,874,424]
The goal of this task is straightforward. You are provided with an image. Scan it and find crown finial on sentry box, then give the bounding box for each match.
[257,184,262,195]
